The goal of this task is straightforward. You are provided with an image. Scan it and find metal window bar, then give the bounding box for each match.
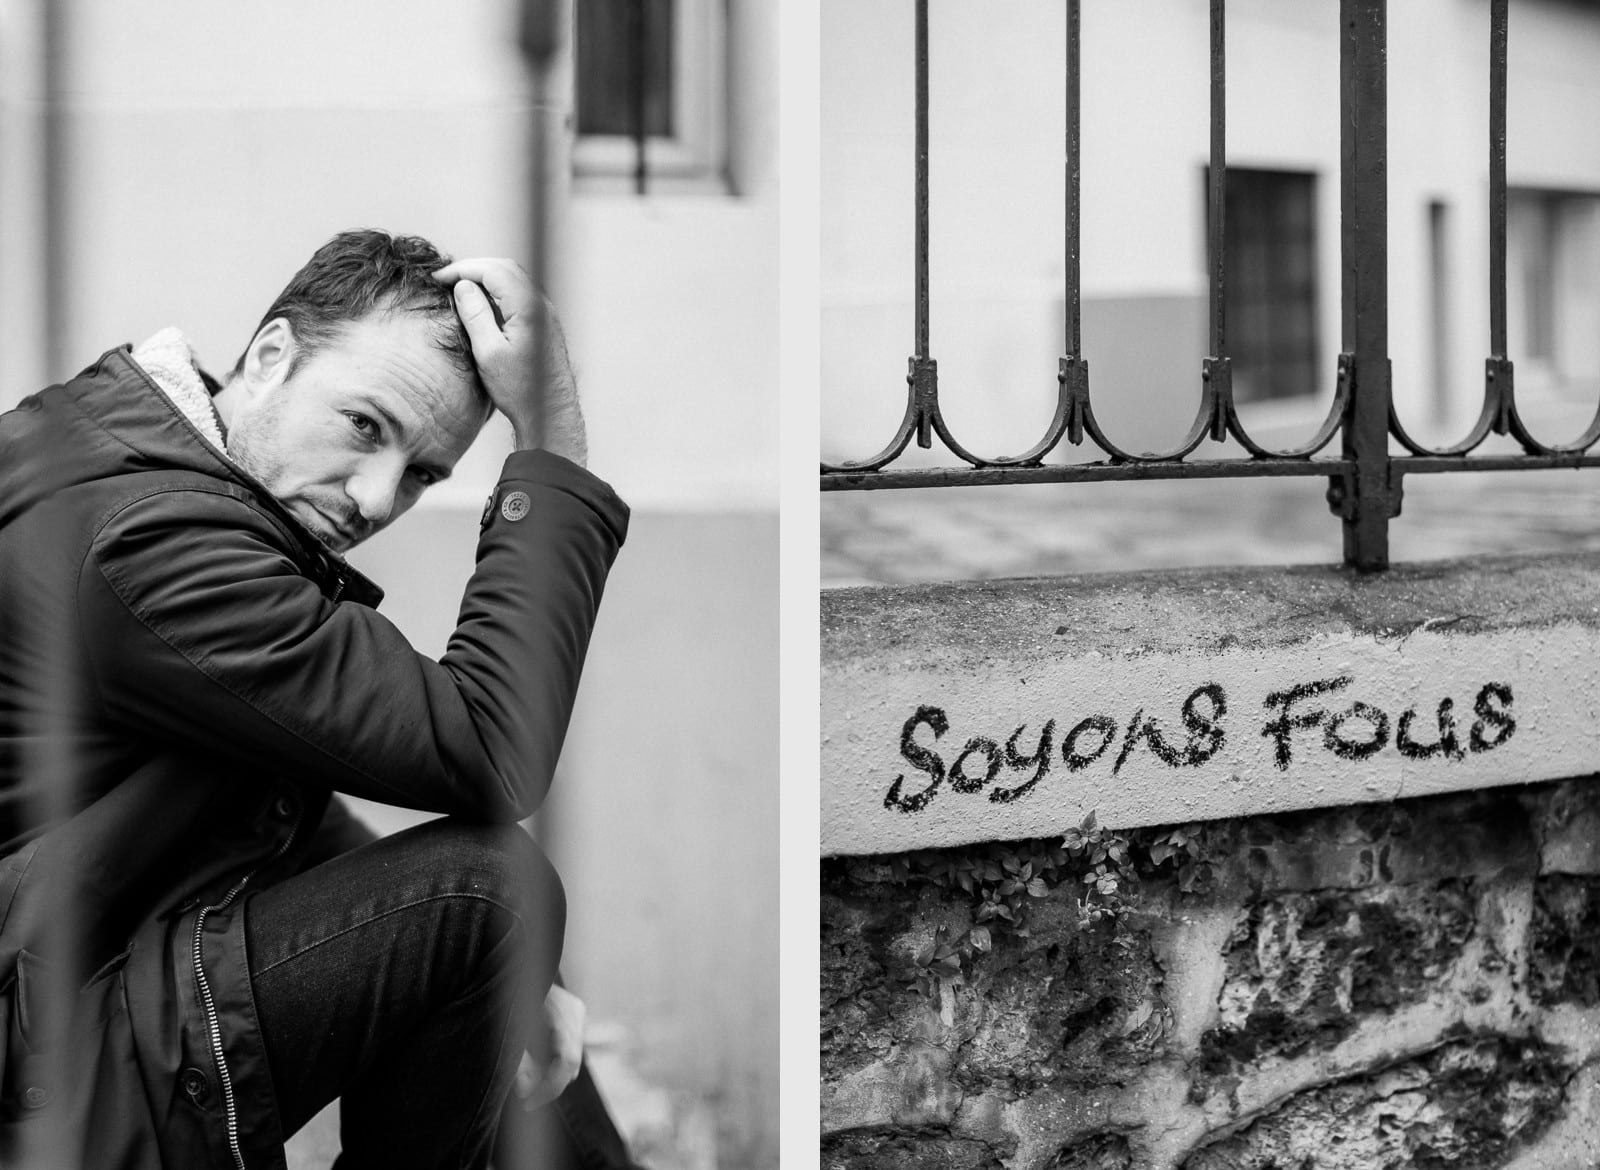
[819,0,1600,573]
[630,0,650,194]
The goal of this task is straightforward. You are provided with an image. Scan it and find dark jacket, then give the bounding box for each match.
[0,347,628,1167]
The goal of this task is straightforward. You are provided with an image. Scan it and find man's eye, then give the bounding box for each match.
[411,467,438,488]
[345,412,379,440]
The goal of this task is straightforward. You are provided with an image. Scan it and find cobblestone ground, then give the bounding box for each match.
[822,466,1600,587]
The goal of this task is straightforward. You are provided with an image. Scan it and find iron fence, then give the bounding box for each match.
[819,0,1600,572]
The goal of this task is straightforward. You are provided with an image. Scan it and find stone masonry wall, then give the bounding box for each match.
[821,777,1600,1169]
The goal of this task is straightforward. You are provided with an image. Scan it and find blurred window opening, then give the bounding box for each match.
[1508,188,1600,398]
[1217,168,1321,404]
[576,0,674,138]
[572,0,727,193]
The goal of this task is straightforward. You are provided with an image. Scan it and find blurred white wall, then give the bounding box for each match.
[822,0,1600,463]
[0,1,776,1165]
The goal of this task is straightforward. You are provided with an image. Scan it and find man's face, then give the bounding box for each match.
[228,311,486,552]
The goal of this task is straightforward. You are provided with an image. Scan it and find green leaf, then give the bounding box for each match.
[970,926,992,953]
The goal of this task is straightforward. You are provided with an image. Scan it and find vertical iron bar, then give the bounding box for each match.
[1488,0,1508,358]
[1208,0,1226,358]
[1338,0,1392,570]
[909,0,935,449]
[1428,202,1452,423]
[915,0,930,359]
[1065,0,1081,357]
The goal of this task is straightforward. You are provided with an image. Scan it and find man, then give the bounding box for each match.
[0,230,630,1168]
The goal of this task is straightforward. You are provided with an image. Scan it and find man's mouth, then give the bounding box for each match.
[304,505,357,551]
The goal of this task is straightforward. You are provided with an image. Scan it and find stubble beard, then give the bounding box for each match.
[225,391,289,502]
[227,394,356,552]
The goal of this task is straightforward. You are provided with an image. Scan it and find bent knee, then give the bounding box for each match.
[422,819,564,934]
[407,820,565,992]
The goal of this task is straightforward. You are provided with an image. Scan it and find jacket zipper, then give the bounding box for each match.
[190,804,303,1170]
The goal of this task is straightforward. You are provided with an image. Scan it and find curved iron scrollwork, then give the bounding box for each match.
[1389,357,1600,461]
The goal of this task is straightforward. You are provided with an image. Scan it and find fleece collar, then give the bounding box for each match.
[130,328,227,452]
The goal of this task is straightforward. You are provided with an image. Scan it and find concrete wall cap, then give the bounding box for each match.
[822,553,1600,856]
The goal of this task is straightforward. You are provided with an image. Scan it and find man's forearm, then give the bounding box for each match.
[82,462,626,823]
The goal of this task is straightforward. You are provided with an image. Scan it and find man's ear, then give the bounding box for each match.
[240,318,296,395]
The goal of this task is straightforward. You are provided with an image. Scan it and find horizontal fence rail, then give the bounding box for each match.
[819,0,1600,571]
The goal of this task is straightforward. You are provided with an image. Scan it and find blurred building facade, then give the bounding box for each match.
[0,2,775,1166]
[822,0,1600,466]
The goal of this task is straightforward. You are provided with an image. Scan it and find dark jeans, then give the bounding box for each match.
[246,817,620,1170]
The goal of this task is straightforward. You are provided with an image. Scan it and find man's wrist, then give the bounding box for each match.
[510,402,587,466]
[511,430,587,467]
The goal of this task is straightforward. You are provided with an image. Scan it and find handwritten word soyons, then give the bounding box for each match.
[883,678,1515,814]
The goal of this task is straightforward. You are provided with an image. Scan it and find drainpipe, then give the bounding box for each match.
[41,0,69,381]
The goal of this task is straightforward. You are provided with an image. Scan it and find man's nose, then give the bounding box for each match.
[345,463,402,528]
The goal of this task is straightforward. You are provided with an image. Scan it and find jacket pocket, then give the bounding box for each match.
[0,946,130,1125]
[0,967,12,1117]
[0,950,51,1123]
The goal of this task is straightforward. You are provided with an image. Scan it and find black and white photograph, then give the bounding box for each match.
[12,0,1600,1168]
[0,3,776,1168]
[821,2,1600,1167]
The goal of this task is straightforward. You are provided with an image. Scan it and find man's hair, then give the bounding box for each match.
[232,229,476,383]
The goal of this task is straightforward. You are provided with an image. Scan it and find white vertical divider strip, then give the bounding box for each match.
[779,0,823,1164]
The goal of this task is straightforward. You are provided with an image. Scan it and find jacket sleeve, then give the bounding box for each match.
[77,450,628,822]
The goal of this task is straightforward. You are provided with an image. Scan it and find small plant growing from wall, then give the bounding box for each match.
[1146,821,1213,894]
[884,813,1216,1003]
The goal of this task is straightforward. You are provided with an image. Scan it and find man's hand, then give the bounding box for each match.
[433,258,588,467]
[514,984,587,1111]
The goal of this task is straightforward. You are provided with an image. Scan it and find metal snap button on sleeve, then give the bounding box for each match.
[501,491,531,522]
